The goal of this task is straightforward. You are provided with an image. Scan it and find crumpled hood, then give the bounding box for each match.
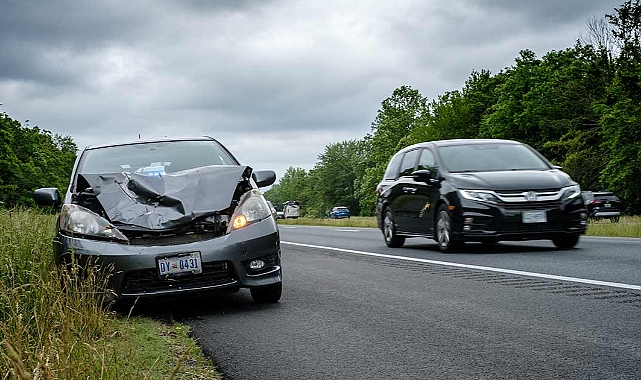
[81,165,251,230]
[448,169,573,191]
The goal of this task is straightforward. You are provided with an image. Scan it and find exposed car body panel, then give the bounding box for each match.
[81,165,249,230]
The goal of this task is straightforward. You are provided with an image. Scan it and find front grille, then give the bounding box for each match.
[128,231,225,246]
[499,200,562,210]
[121,261,235,295]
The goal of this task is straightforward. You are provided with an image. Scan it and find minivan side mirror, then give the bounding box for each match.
[33,188,61,207]
[253,170,277,188]
[412,170,433,183]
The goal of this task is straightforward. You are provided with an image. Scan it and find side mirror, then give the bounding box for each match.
[252,170,276,188]
[33,188,61,207]
[411,170,433,183]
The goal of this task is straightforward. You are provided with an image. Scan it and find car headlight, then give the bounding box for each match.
[228,190,271,232]
[59,204,129,242]
[459,190,500,203]
[561,184,581,200]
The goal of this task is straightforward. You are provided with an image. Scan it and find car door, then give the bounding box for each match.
[390,149,421,233]
[405,148,440,234]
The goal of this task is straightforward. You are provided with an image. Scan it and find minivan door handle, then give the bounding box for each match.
[403,187,417,194]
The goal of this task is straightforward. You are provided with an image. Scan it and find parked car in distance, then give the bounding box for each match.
[329,206,350,219]
[376,139,588,252]
[582,191,622,222]
[282,200,300,219]
[33,137,283,305]
[276,210,285,219]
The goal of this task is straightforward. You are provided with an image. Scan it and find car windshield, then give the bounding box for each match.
[438,143,550,173]
[78,140,238,175]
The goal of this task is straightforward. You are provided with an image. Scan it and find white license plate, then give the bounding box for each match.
[605,203,611,208]
[522,211,547,223]
[157,252,202,277]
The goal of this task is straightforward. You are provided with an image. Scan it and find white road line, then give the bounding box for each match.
[281,241,641,291]
[281,226,298,229]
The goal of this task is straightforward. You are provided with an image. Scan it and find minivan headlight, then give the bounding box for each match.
[59,204,129,242]
[459,190,500,203]
[561,184,581,200]
[228,190,271,232]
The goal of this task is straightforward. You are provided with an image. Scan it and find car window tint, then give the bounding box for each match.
[438,143,550,172]
[78,140,237,175]
[399,149,420,177]
[384,153,404,180]
[418,149,438,175]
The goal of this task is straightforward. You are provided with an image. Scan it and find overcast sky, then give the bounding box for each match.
[0,0,623,182]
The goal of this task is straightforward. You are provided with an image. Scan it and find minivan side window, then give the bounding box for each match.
[418,149,438,176]
[384,153,404,180]
[399,149,420,177]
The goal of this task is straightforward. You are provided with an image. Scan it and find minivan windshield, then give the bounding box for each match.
[78,140,238,175]
[438,143,550,173]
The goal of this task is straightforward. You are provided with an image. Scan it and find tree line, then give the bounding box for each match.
[0,110,77,207]
[266,1,641,216]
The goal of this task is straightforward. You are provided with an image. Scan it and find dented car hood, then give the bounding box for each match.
[81,165,251,230]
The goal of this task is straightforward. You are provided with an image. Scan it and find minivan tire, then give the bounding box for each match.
[552,235,580,249]
[383,209,405,248]
[436,206,464,253]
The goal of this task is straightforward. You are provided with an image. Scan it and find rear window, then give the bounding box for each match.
[594,193,619,201]
[78,140,237,175]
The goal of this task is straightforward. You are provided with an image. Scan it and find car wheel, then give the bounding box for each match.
[383,209,405,248]
[250,282,282,303]
[552,235,580,249]
[436,206,464,253]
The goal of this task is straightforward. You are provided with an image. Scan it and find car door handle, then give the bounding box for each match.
[403,187,417,194]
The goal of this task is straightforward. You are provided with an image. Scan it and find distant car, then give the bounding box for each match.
[329,206,350,219]
[276,211,285,220]
[33,137,283,305]
[583,191,622,222]
[282,201,300,219]
[376,139,588,252]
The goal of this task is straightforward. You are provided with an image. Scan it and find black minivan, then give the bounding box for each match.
[376,139,588,252]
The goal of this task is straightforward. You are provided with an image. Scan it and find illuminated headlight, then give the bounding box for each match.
[228,190,271,232]
[459,190,500,203]
[561,184,581,200]
[59,204,128,242]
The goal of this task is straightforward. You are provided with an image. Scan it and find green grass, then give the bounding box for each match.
[278,216,378,228]
[0,208,221,379]
[585,215,641,238]
[279,215,641,238]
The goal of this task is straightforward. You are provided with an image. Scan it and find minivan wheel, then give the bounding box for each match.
[436,206,463,253]
[552,235,580,249]
[383,209,405,248]
[250,282,282,303]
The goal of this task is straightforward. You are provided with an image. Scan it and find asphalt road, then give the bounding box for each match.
[182,226,641,379]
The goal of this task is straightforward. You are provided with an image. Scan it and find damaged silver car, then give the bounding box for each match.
[33,137,282,304]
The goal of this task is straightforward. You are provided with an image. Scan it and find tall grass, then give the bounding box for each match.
[0,209,220,379]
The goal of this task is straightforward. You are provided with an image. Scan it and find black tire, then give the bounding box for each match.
[552,235,580,249]
[250,282,282,303]
[383,209,405,248]
[436,206,464,253]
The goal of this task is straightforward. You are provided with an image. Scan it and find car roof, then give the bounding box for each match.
[84,136,217,150]
[401,138,521,152]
